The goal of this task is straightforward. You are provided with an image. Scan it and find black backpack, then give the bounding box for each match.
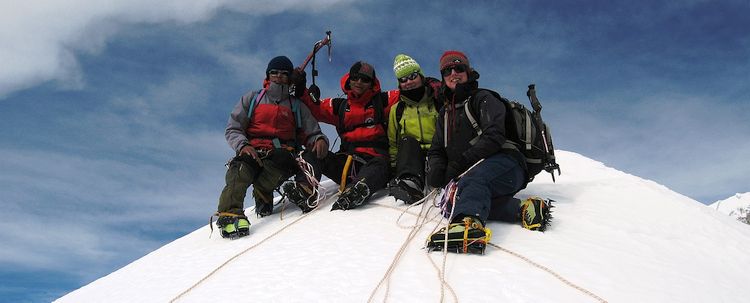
[465,85,561,183]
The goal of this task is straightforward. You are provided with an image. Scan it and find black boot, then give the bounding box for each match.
[332,181,370,211]
[282,181,317,213]
[390,176,424,204]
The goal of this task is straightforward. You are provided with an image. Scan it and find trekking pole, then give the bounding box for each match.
[527,84,561,181]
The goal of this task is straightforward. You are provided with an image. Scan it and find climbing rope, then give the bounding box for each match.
[369,190,459,303]
[370,194,608,303]
[486,242,608,303]
[367,190,446,303]
[171,186,337,303]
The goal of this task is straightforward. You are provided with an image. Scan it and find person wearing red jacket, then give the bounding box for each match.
[215,56,329,239]
[292,61,399,210]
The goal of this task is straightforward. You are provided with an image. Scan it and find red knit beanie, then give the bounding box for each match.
[439,50,470,71]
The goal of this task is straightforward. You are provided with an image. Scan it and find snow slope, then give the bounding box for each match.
[55,151,750,303]
[710,192,750,221]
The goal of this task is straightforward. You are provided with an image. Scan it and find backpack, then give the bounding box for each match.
[247,89,303,149]
[464,85,561,183]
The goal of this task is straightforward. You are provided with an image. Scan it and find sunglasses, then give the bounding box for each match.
[398,72,420,83]
[440,64,467,77]
[268,69,290,77]
[350,74,373,84]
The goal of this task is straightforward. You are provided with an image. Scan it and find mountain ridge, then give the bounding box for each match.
[56,150,750,303]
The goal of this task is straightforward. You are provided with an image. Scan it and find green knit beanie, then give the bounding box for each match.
[393,54,424,79]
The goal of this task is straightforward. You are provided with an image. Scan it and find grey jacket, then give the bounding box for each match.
[225,82,328,153]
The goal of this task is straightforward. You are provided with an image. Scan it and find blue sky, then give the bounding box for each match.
[1,1,748,302]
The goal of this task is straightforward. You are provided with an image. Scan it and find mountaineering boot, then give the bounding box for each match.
[253,189,274,218]
[426,216,492,254]
[520,197,554,232]
[281,181,317,213]
[331,181,370,211]
[255,201,273,217]
[216,213,250,240]
[389,176,424,205]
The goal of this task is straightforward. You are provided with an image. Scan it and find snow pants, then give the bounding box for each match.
[217,149,300,215]
[302,151,390,198]
[394,136,427,187]
[453,153,525,223]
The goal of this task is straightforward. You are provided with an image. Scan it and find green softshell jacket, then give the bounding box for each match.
[387,88,440,168]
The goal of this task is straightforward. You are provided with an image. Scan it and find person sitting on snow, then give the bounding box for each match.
[386,54,442,204]
[294,61,399,211]
[425,51,551,253]
[215,55,329,239]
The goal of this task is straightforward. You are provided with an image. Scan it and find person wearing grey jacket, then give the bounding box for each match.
[215,55,328,239]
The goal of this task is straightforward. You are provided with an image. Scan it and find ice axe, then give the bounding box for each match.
[296,31,332,103]
[527,84,561,181]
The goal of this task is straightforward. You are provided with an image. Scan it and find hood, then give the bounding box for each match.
[339,72,382,103]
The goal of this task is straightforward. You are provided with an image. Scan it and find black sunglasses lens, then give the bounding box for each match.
[269,70,289,76]
[441,65,467,76]
[399,72,419,83]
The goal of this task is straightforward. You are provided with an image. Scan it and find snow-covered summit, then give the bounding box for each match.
[55,151,750,303]
[710,192,750,220]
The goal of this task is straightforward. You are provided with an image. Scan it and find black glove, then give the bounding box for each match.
[426,165,447,189]
[453,80,479,103]
[291,68,306,98]
[444,161,464,184]
[308,84,321,103]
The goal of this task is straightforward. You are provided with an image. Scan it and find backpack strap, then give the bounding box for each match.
[332,97,347,133]
[463,100,481,146]
[247,89,266,120]
[394,101,406,138]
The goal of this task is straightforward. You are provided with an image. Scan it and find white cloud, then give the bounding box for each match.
[0,0,350,97]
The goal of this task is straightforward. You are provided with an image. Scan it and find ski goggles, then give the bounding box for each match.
[268,69,290,77]
[398,72,420,83]
[350,74,373,84]
[440,64,468,77]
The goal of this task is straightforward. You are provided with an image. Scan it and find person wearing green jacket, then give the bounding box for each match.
[387,54,441,204]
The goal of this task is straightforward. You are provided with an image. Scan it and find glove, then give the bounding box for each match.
[426,165,447,189]
[453,82,473,102]
[291,68,306,97]
[308,84,321,103]
[444,161,464,184]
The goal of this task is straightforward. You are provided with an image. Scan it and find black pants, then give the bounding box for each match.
[302,151,390,195]
[394,136,426,185]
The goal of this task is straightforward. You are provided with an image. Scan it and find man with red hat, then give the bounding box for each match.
[425,50,534,253]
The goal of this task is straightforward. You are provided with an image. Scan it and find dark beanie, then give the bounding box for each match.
[439,50,470,71]
[349,61,376,81]
[266,56,294,75]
